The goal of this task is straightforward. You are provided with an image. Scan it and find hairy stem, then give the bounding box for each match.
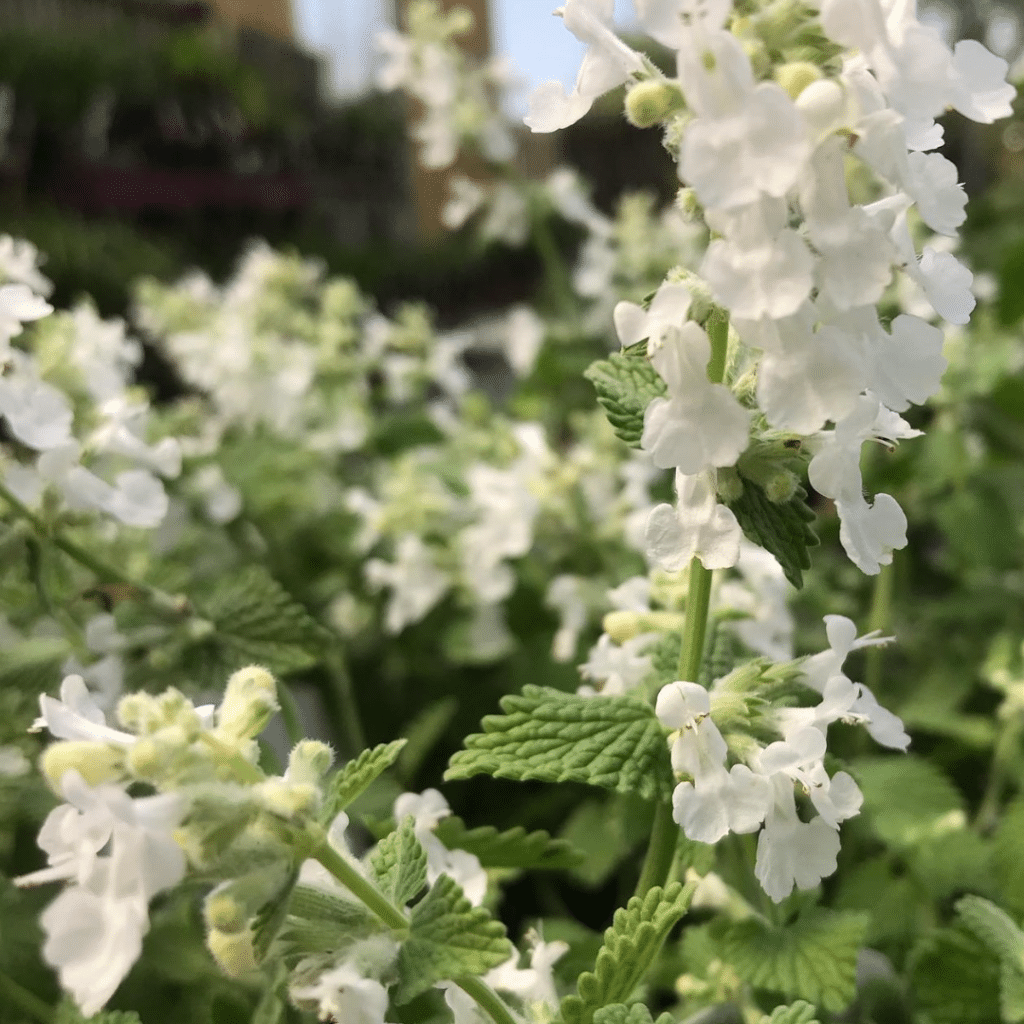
[311,832,519,1024]
[0,479,187,617]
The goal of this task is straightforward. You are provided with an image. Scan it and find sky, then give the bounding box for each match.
[293,0,637,111]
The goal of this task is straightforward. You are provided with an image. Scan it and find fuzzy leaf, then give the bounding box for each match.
[958,896,1024,1022]
[434,817,584,870]
[585,352,667,449]
[717,909,867,1013]
[909,926,1001,1024]
[55,1003,142,1024]
[726,482,817,589]
[593,1006,675,1024]
[445,686,673,802]
[560,882,696,1024]
[393,874,512,1005]
[760,1002,821,1024]
[370,817,429,906]
[187,567,329,680]
[320,740,408,824]
[852,754,964,850]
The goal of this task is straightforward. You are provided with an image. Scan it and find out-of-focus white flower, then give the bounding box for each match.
[291,961,391,1024]
[365,535,450,633]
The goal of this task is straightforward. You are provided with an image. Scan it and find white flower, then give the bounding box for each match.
[504,305,545,377]
[640,320,750,473]
[524,0,644,132]
[579,633,656,696]
[0,354,72,450]
[291,962,391,1024]
[32,675,137,747]
[0,282,52,350]
[754,776,842,903]
[365,535,450,633]
[836,492,908,575]
[442,175,486,230]
[0,235,53,296]
[646,468,742,571]
[547,575,589,662]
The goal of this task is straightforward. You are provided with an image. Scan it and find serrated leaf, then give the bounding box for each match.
[55,1001,142,1024]
[958,896,1024,1024]
[760,1001,821,1024]
[908,926,1001,1024]
[560,881,696,1024]
[592,1005,675,1024]
[852,754,964,849]
[251,863,301,963]
[370,817,428,906]
[585,353,667,448]
[393,874,512,1005]
[445,686,673,802]
[717,909,867,1013]
[434,817,584,870]
[727,482,817,589]
[196,566,328,676]
[320,739,407,824]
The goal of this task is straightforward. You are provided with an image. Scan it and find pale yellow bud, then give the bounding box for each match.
[287,740,334,786]
[204,890,249,934]
[624,80,684,129]
[257,779,318,819]
[716,466,744,505]
[217,666,279,741]
[40,741,123,791]
[603,610,687,644]
[206,927,258,978]
[775,61,823,100]
[764,469,799,503]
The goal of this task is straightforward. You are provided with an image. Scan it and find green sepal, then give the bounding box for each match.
[560,881,696,1024]
[584,352,667,449]
[445,686,674,803]
[392,875,513,1005]
[320,739,408,825]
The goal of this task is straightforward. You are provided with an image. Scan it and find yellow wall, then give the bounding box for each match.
[206,0,294,41]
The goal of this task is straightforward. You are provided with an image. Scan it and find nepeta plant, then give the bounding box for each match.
[3,2,1023,1023]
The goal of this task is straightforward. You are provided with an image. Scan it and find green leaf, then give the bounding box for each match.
[851,754,964,849]
[320,739,408,824]
[55,1001,142,1024]
[251,863,301,963]
[370,817,428,906]
[592,1005,675,1024]
[584,352,667,449]
[717,909,867,1013]
[194,566,328,678]
[908,926,1001,1024]
[434,817,584,871]
[560,881,696,1024]
[393,874,512,1005]
[958,896,1024,1022]
[760,1002,821,1024]
[281,885,381,957]
[0,637,69,692]
[726,482,817,589]
[559,796,651,889]
[995,801,1024,915]
[445,686,674,803]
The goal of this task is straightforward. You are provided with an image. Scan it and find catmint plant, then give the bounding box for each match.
[3,1,1023,1023]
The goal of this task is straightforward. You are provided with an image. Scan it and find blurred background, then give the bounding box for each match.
[0,0,1023,319]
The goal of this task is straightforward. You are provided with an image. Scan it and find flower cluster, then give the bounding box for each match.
[656,614,908,901]
[532,0,1012,577]
[1,238,181,528]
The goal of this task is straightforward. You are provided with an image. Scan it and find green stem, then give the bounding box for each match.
[532,211,575,318]
[977,716,1023,833]
[678,561,714,682]
[634,799,678,896]
[705,307,730,385]
[0,970,53,1023]
[454,975,521,1024]
[277,681,304,747]
[0,479,186,617]
[865,559,894,696]
[310,832,519,1024]
[323,646,367,757]
[311,832,408,931]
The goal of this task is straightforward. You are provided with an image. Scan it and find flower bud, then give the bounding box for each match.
[287,740,334,786]
[126,737,164,781]
[603,610,686,644]
[674,187,701,221]
[217,666,279,741]
[206,927,258,978]
[764,469,799,503]
[204,888,249,934]
[774,61,822,100]
[716,466,744,504]
[40,741,123,791]
[257,779,319,819]
[796,79,848,141]
[625,80,684,129]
